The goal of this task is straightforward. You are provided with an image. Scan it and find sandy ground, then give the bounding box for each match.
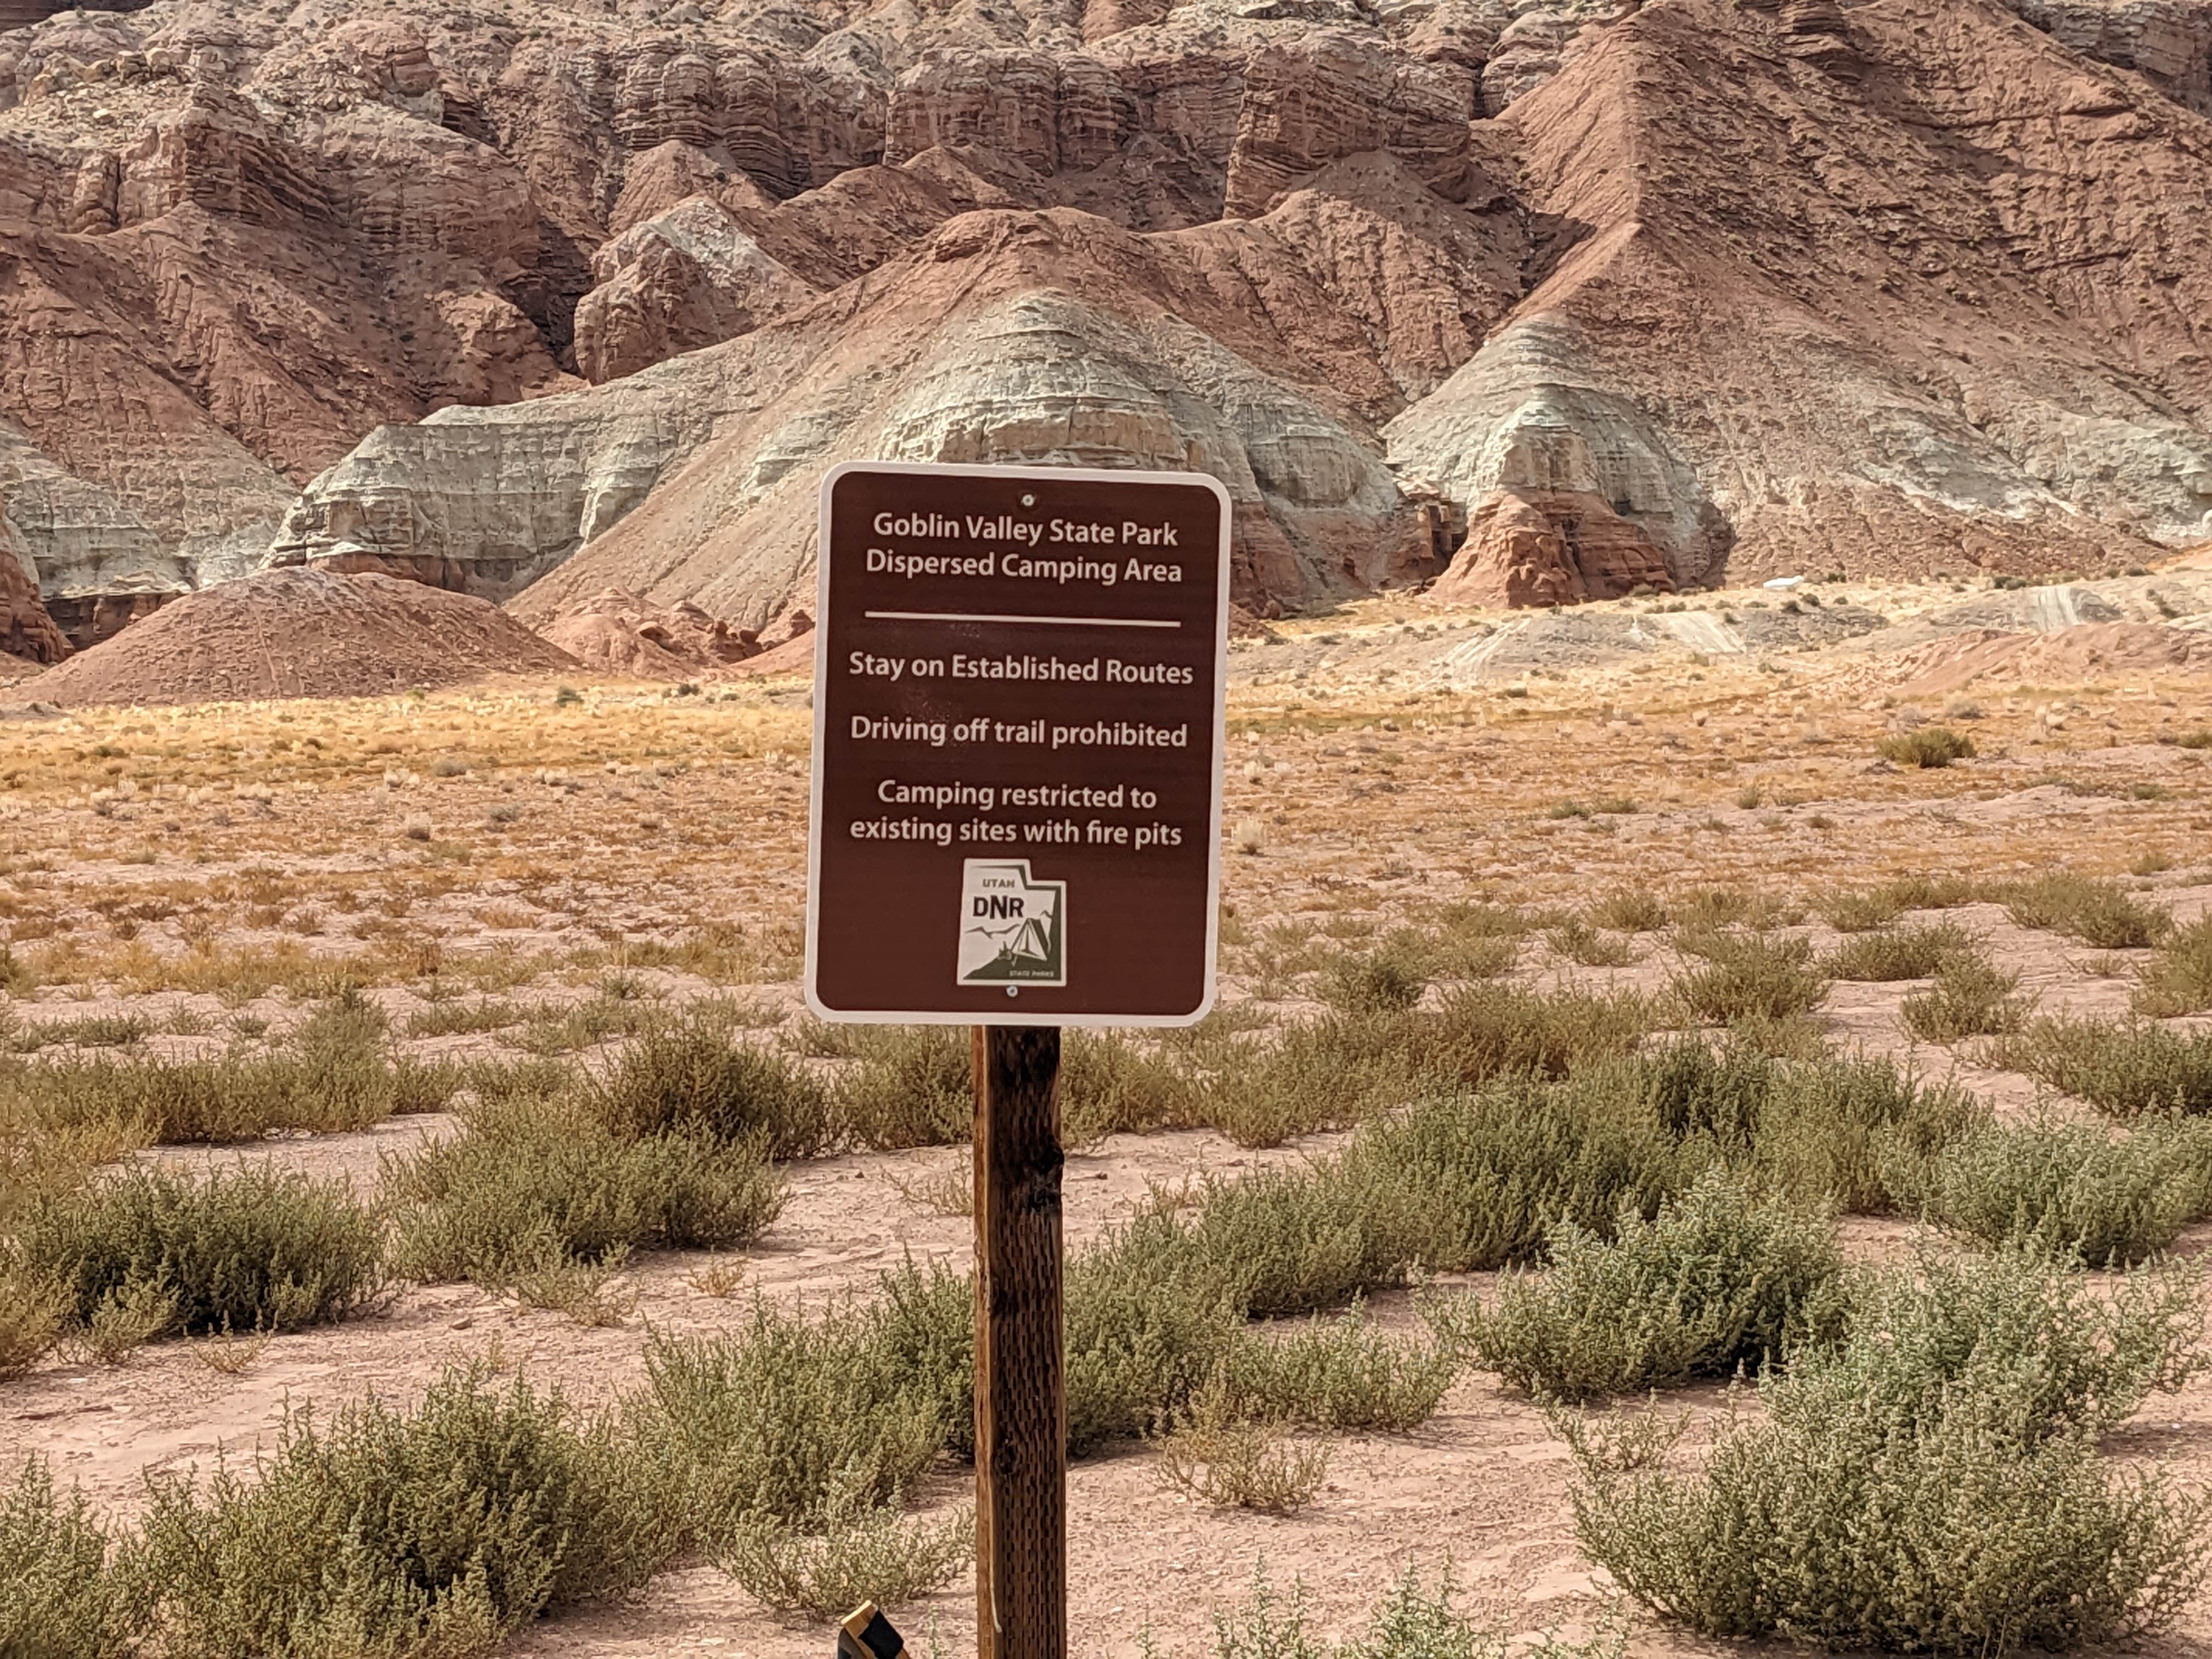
[3,575,2212,1654]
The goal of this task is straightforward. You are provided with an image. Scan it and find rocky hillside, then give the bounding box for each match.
[4,0,2212,643]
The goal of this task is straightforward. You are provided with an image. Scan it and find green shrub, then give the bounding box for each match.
[1910,1116,2212,1266]
[1822,921,1980,982]
[1425,981,1656,1085]
[1317,947,1429,1014]
[1167,1162,1417,1318]
[1066,1215,1245,1452]
[712,1474,971,1618]
[1155,1374,1331,1514]
[0,1244,68,1378]
[140,1364,674,1658]
[1562,1252,2209,1653]
[21,1165,384,1342]
[1877,725,1976,768]
[1590,889,1671,934]
[1671,933,1830,1024]
[1846,1249,2205,1436]
[1220,1307,1455,1431]
[386,1097,783,1286]
[1354,1075,1708,1273]
[507,993,656,1058]
[1199,1561,1612,1659]
[590,1014,833,1158]
[1877,872,1981,911]
[1439,1171,1844,1400]
[1993,1016,2212,1115]
[0,1459,142,1659]
[635,1301,949,1534]
[1817,887,1905,934]
[1204,1009,1430,1147]
[2134,914,2212,1017]
[0,989,450,1150]
[1749,1054,1989,1213]
[1544,917,1637,968]
[827,1026,972,1149]
[1060,1030,1203,1143]
[1901,957,2031,1042]
[2005,873,2170,950]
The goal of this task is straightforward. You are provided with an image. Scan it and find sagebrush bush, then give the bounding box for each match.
[1562,1251,2209,1653]
[1220,1307,1455,1431]
[1877,725,1976,768]
[712,1471,971,1617]
[1544,917,1637,968]
[635,1300,949,1533]
[386,1096,783,1286]
[1198,1562,1607,1659]
[1066,1215,1246,1451]
[140,1364,675,1658]
[1590,889,1670,934]
[0,1244,67,1378]
[1163,1162,1417,1318]
[1203,1008,1430,1147]
[21,1165,385,1342]
[1317,946,1429,1014]
[1817,886,1905,934]
[1439,1171,1844,1400]
[1748,1053,1989,1214]
[0,1459,141,1659]
[590,1014,833,1157]
[1821,920,1980,982]
[2005,873,2170,950]
[1425,981,1655,1085]
[1060,1030,1203,1143]
[1670,932,1830,1024]
[1353,1074,1706,1273]
[825,1025,972,1149]
[2134,914,2212,1017]
[1901,956,2031,1042]
[1993,1016,2212,1115]
[0,989,454,1150]
[1910,1116,2212,1266]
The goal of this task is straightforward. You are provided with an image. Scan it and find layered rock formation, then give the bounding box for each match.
[7,0,2212,630]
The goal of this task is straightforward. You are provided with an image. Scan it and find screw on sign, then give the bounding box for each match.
[806,461,1231,1659]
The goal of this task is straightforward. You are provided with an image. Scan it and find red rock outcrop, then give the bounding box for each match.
[0,533,67,662]
[8,0,2212,636]
[1430,489,1674,608]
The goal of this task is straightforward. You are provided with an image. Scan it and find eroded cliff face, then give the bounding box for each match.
[5,0,2212,627]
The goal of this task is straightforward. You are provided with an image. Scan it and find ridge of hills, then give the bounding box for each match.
[4,0,2212,655]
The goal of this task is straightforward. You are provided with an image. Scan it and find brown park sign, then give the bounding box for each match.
[805,461,1231,1026]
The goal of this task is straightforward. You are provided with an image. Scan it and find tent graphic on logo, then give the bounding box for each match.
[957,860,1067,986]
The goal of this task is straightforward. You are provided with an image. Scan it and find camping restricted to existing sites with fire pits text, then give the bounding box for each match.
[805,460,1230,1027]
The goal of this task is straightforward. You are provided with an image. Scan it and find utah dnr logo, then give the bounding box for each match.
[957,860,1067,987]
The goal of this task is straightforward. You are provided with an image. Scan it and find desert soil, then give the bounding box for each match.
[2,575,2210,1656]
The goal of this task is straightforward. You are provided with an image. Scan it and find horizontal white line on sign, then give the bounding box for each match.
[861,611,1182,629]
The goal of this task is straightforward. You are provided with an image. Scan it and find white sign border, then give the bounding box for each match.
[802,459,1232,1029]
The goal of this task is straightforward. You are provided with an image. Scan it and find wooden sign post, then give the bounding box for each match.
[805,461,1231,1657]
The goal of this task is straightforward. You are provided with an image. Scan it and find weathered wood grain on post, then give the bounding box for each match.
[972,1024,1066,1659]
